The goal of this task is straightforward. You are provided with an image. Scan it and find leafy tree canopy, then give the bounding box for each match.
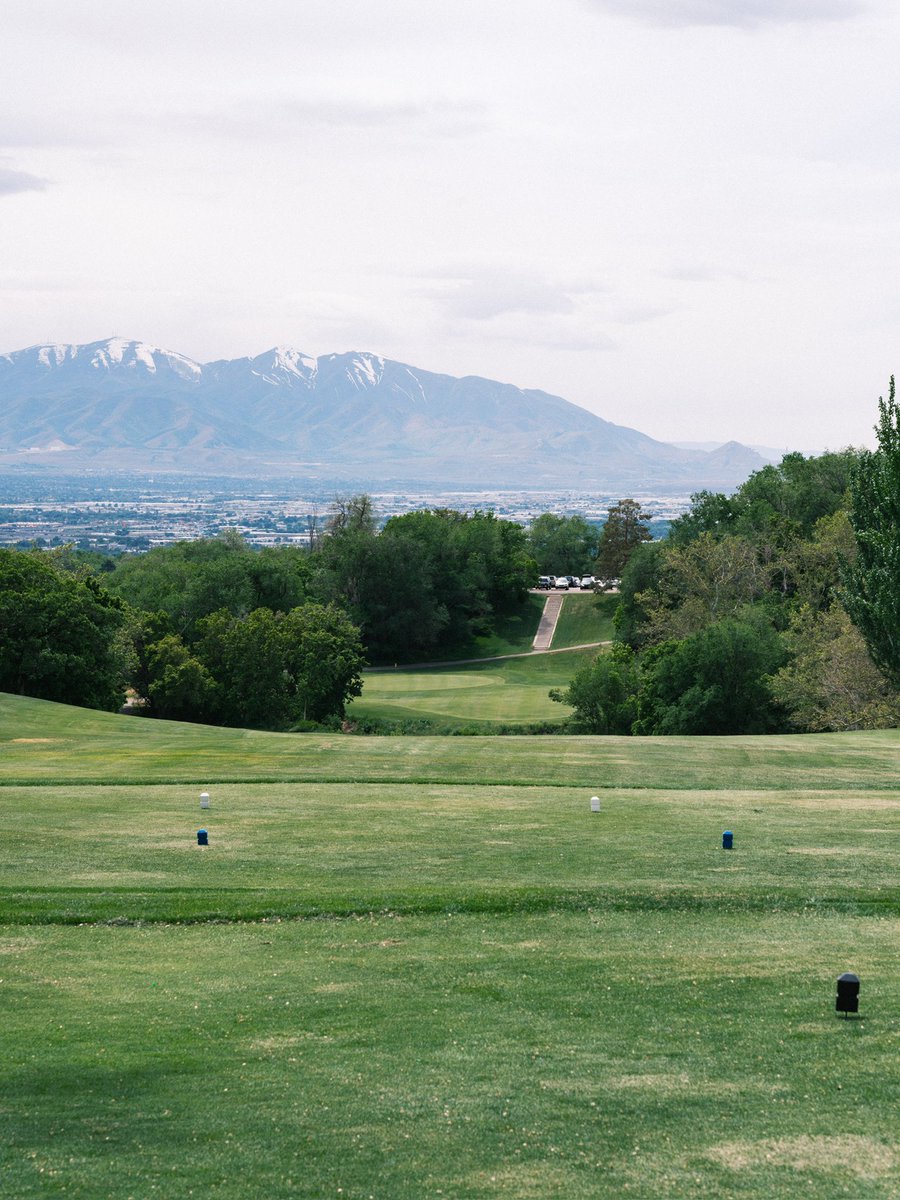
[0,547,128,711]
[769,604,900,732]
[550,644,639,734]
[527,513,598,576]
[633,618,785,736]
[842,378,900,686]
[106,532,311,640]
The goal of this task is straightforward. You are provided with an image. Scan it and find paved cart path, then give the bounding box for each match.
[532,591,564,651]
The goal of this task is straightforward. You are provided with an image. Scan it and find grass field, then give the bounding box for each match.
[351,593,615,729]
[551,591,618,648]
[1,694,898,1198]
[348,648,597,729]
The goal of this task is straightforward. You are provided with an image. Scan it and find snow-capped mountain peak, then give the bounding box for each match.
[0,335,768,489]
[319,352,386,391]
[88,338,202,382]
[7,337,203,383]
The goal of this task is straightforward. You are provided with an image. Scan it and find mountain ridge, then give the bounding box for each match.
[0,337,767,489]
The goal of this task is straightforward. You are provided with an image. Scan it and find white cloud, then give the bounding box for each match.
[432,271,581,321]
[165,96,488,142]
[585,0,865,28]
[0,165,49,196]
[662,263,750,283]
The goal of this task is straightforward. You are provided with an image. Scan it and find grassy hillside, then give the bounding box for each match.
[381,594,547,664]
[551,590,618,647]
[3,692,898,790]
[1,694,898,1198]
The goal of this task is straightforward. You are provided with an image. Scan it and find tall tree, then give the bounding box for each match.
[0,548,128,710]
[842,377,900,686]
[527,513,598,576]
[595,499,652,582]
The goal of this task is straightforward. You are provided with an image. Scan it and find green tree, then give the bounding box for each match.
[0,548,128,711]
[635,532,768,646]
[670,452,858,547]
[197,608,293,729]
[595,499,652,582]
[667,490,742,544]
[633,618,785,735]
[769,604,900,732]
[194,604,365,729]
[145,635,219,723]
[787,509,856,613]
[107,533,256,639]
[317,505,535,662]
[549,644,639,733]
[527,513,598,576]
[842,378,900,686]
[280,602,365,722]
[614,540,667,649]
[106,533,311,642]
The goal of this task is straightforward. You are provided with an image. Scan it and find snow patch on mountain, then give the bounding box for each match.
[90,338,202,381]
[347,354,385,389]
[36,345,72,368]
[249,347,317,387]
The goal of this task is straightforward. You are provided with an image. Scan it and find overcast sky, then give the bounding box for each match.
[2,0,899,452]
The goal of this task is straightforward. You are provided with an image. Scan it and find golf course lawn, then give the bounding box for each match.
[1,694,897,1198]
[348,648,597,728]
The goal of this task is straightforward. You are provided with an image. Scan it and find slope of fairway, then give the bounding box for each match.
[2,693,898,790]
[551,590,618,647]
[411,592,547,661]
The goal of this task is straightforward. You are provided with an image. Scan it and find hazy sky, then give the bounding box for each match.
[2,0,899,451]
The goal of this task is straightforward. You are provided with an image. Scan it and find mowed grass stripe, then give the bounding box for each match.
[3,694,899,791]
[2,781,897,923]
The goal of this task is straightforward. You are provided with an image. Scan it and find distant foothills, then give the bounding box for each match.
[0,336,768,490]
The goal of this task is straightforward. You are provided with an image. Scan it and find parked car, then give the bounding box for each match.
[554,576,569,589]
[579,575,595,589]
[537,575,553,589]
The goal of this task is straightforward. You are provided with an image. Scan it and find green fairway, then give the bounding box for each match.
[3,914,897,1199]
[1,778,897,924]
[349,648,597,728]
[0,694,898,1198]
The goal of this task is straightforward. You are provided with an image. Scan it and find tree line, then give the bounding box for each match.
[2,382,897,734]
[552,383,900,735]
[1,504,543,728]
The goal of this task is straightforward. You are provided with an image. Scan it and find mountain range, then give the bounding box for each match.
[0,337,766,489]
